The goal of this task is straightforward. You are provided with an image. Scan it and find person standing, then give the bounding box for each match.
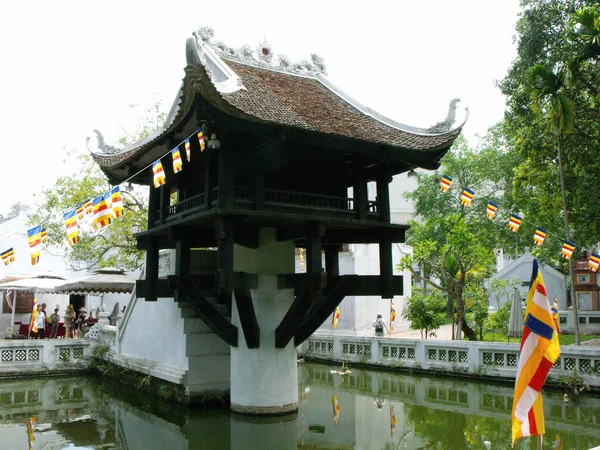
[372,312,389,337]
[49,308,60,338]
[76,308,88,338]
[64,304,76,339]
[35,303,47,339]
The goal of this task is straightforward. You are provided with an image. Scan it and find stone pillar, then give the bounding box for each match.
[230,228,298,414]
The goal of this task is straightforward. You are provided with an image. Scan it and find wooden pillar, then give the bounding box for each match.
[376,165,391,223]
[204,149,212,209]
[216,217,234,301]
[324,245,340,277]
[353,157,368,220]
[306,223,324,293]
[217,141,234,210]
[379,229,393,299]
[254,168,265,210]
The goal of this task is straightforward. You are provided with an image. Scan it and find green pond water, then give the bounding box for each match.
[0,362,598,449]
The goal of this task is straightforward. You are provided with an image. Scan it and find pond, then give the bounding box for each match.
[0,363,598,449]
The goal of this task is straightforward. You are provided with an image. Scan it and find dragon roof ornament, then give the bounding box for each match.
[192,26,327,77]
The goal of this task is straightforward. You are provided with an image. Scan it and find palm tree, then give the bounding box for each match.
[527,63,580,344]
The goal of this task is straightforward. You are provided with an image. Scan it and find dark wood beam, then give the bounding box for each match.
[275,277,312,348]
[233,272,260,348]
[233,223,260,249]
[379,230,394,299]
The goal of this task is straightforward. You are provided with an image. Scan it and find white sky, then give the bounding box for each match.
[0,0,521,214]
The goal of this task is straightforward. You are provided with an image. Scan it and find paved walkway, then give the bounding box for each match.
[348,323,454,340]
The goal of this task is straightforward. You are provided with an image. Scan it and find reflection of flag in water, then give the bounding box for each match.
[561,241,575,260]
[590,253,600,273]
[332,307,340,328]
[460,188,475,207]
[332,395,340,424]
[390,403,397,437]
[551,297,560,335]
[390,300,397,332]
[486,202,499,220]
[509,214,522,232]
[29,298,38,334]
[440,175,452,193]
[26,414,36,449]
[63,209,79,246]
[27,225,42,266]
[511,259,561,447]
[553,433,563,450]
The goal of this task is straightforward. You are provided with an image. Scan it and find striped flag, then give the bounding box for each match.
[197,129,206,152]
[40,227,48,244]
[110,186,124,218]
[551,297,560,334]
[509,214,522,232]
[75,204,85,219]
[92,193,113,230]
[486,202,499,220]
[533,228,547,246]
[26,414,36,449]
[29,297,38,334]
[460,188,475,207]
[589,252,600,273]
[172,147,182,173]
[83,198,93,215]
[332,396,340,424]
[332,306,340,328]
[153,160,166,187]
[63,209,79,246]
[390,300,397,332]
[27,225,42,265]
[511,259,560,446]
[185,138,191,162]
[440,175,452,193]
[1,248,14,265]
[561,241,575,260]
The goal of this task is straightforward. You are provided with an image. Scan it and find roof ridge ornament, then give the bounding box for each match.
[193,26,327,76]
[86,130,122,155]
[427,98,461,134]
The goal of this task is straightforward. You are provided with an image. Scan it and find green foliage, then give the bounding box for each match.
[401,290,446,339]
[558,369,590,403]
[483,301,512,337]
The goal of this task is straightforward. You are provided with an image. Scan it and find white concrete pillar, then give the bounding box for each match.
[231,228,298,414]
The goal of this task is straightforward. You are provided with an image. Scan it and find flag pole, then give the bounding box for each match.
[537,435,542,449]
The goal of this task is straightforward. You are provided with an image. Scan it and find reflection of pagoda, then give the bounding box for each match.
[91,28,465,413]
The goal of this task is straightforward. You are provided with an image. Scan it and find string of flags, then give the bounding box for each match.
[0,126,210,266]
[440,175,600,272]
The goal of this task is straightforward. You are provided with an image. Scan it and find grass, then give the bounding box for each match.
[480,332,600,345]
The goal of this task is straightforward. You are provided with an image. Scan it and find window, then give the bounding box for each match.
[2,291,35,314]
[578,292,592,311]
[577,274,590,284]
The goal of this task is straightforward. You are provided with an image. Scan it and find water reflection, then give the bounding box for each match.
[0,364,598,449]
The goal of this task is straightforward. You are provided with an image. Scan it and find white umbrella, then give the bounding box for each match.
[52,267,135,294]
[507,288,524,338]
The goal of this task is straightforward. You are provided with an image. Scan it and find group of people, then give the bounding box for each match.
[33,304,89,339]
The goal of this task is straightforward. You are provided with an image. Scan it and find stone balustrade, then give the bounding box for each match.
[299,334,600,388]
[0,339,91,375]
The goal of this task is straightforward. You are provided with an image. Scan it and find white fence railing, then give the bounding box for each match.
[0,339,92,375]
[299,334,600,387]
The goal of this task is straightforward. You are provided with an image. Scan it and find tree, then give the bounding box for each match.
[28,102,165,271]
[401,290,446,339]
[398,137,521,341]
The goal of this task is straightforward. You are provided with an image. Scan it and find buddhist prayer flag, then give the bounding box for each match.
[83,198,93,215]
[92,194,113,230]
[561,241,575,260]
[172,147,182,173]
[509,214,522,232]
[511,259,560,446]
[589,253,600,273]
[533,228,547,246]
[1,248,14,265]
[185,138,191,162]
[110,186,124,218]
[461,188,475,207]
[440,175,452,193]
[29,297,38,334]
[75,204,85,219]
[332,306,340,328]
[27,225,42,265]
[63,209,79,246]
[486,202,499,220]
[332,396,340,424]
[551,297,560,334]
[197,129,206,151]
[390,300,397,332]
[153,160,166,187]
[40,227,48,244]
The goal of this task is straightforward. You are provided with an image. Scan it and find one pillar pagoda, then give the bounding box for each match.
[91,27,466,414]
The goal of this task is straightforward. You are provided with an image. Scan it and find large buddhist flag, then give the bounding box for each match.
[460,188,475,207]
[511,259,560,447]
[92,193,113,230]
[197,128,206,151]
[185,138,191,162]
[172,147,182,173]
[589,252,600,273]
[551,297,560,334]
[111,186,124,218]
[27,225,42,265]
[561,241,575,260]
[1,248,14,265]
[533,228,547,247]
[63,209,79,246]
[486,202,499,220]
[440,175,452,193]
[390,300,397,332]
[509,214,522,232]
[332,306,340,328]
[29,297,38,334]
[153,160,166,187]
